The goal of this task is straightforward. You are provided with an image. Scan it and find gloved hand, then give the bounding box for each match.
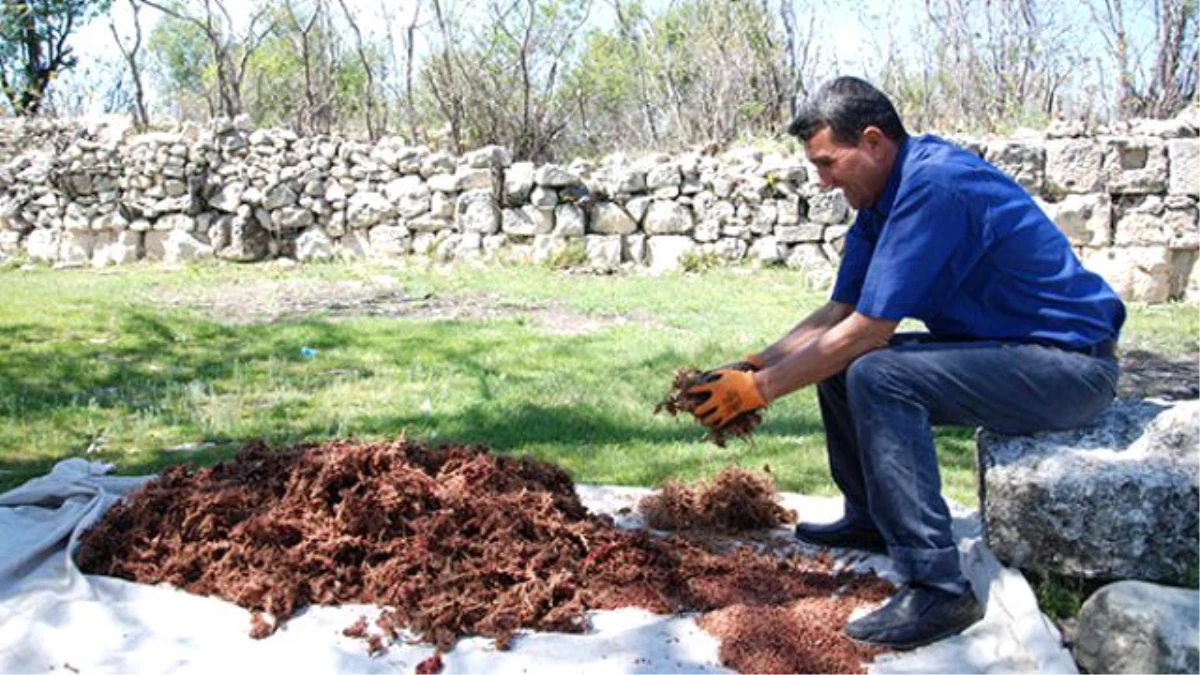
[685,368,768,430]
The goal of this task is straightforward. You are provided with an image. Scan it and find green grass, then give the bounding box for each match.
[0,261,1195,514]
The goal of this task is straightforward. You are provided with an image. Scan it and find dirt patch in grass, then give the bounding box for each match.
[156,275,657,335]
[75,439,890,674]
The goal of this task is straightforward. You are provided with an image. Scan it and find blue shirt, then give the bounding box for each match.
[831,135,1125,348]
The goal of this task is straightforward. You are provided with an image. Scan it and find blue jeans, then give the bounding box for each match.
[817,334,1120,593]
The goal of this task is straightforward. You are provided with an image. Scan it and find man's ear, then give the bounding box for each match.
[861,126,884,148]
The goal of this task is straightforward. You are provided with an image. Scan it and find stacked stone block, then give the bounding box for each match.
[0,112,1196,303]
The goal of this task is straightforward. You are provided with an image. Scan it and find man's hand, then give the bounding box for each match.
[685,368,768,430]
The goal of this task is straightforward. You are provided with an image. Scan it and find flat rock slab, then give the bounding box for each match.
[978,399,1199,582]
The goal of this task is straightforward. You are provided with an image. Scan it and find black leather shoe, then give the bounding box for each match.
[794,518,887,554]
[844,583,986,650]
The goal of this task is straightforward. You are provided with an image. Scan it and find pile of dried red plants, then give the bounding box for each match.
[639,466,796,532]
[655,367,763,446]
[75,439,889,674]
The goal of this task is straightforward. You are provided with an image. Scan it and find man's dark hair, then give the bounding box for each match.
[787,76,908,145]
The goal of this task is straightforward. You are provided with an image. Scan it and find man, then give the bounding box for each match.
[686,76,1124,649]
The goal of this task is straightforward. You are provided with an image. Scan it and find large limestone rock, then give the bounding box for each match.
[645,235,696,273]
[588,201,636,235]
[163,229,214,264]
[346,192,394,229]
[1105,136,1169,194]
[295,227,332,262]
[91,230,141,266]
[504,162,535,205]
[806,190,849,224]
[1073,580,1199,674]
[456,190,500,235]
[553,203,585,237]
[1167,138,1200,196]
[59,230,94,265]
[217,210,270,262]
[1045,139,1104,194]
[978,399,1199,583]
[643,200,693,235]
[1041,193,1112,247]
[24,228,58,262]
[583,234,622,271]
[986,139,1045,192]
[1082,246,1173,303]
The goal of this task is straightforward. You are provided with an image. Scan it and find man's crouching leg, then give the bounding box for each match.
[839,349,985,649]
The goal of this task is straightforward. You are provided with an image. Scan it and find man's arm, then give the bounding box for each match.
[755,300,855,367]
[753,306,897,402]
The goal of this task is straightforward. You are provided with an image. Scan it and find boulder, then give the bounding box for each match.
[295,227,332,262]
[1082,246,1173,303]
[806,190,849,224]
[1167,138,1200,196]
[643,200,693,235]
[534,164,580,188]
[583,234,622,271]
[1041,193,1112,247]
[986,140,1046,192]
[588,201,636,235]
[1073,580,1198,674]
[1045,138,1105,194]
[553,203,585,237]
[456,190,500,235]
[504,162,535,205]
[645,235,695,273]
[346,192,394,229]
[368,224,411,257]
[1105,137,1169,195]
[217,211,270,262]
[163,229,213,264]
[979,399,1199,583]
[25,228,58,262]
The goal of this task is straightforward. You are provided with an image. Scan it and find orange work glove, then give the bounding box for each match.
[685,368,768,430]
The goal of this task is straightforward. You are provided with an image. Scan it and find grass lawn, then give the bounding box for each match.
[1,260,1195,511]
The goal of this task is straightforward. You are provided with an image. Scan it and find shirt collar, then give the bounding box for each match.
[866,135,911,222]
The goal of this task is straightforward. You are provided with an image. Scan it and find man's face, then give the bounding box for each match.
[803,126,894,210]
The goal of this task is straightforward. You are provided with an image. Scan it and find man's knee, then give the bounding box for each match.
[845,349,910,400]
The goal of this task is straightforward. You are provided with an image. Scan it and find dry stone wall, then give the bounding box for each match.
[0,113,1196,303]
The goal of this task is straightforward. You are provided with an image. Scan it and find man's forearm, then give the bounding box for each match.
[757,301,855,367]
[755,312,896,401]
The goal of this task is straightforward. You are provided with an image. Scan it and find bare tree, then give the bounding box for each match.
[611,0,661,144]
[140,0,276,118]
[335,0,382,139]
[109,0,150,128]
[373,0,427,142]
[1089,0,1196,119]
[278,0,338,134]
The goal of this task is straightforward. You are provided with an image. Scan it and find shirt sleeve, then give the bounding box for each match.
[855,176,981,321]
[830,214,874,305]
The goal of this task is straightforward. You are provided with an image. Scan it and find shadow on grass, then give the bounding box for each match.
[0,304,978,497]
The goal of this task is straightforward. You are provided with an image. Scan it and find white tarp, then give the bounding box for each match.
[0,459,1078,674]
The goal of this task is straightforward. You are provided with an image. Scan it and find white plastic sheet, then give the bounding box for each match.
[0,460,1077,674]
